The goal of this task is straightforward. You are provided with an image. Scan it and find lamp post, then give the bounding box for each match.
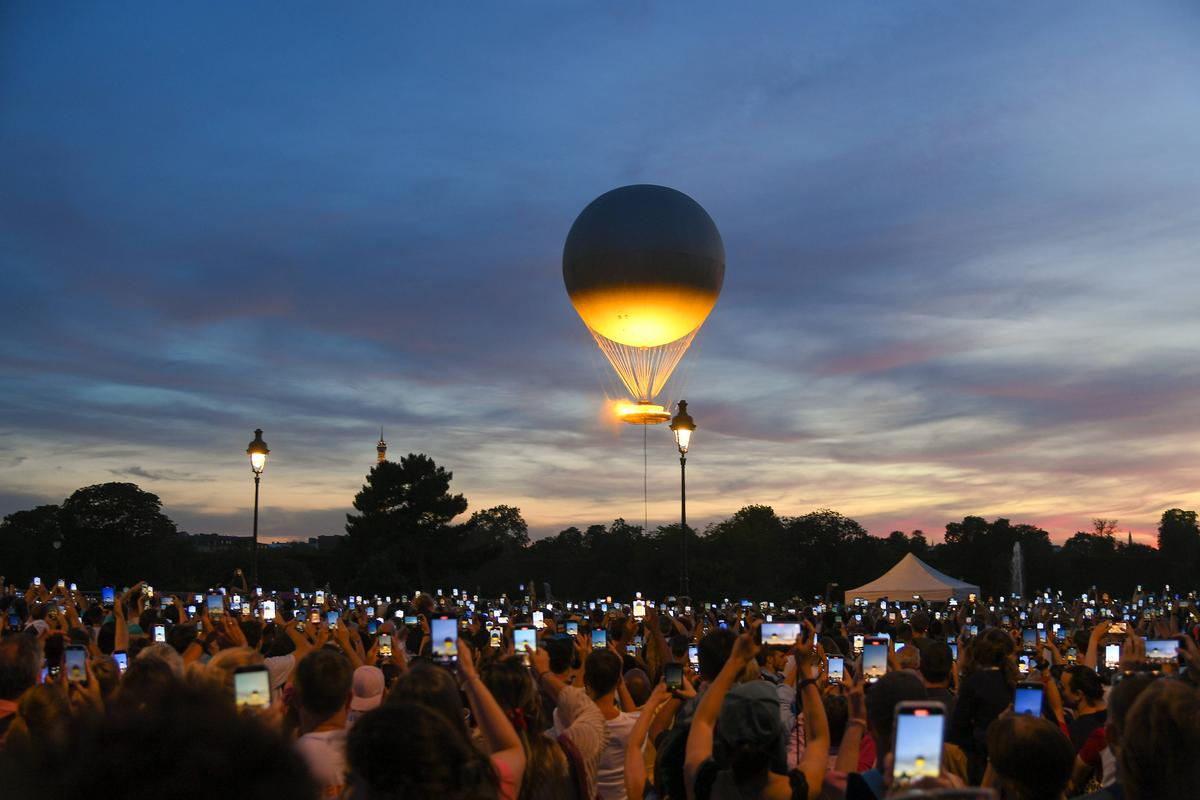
[246,428,269,587]
[669,400,695,598]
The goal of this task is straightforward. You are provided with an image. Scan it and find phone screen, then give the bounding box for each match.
[64,646,87,683]
[949,643,958,660]
[633,599,646,619]
[1144,639,1179,662]
[592,628,607,648]
[853,634,865,653]
[379,634,393,659]
[892,704,944,785]
[262,600,276,621]
[1015,683,1044,716]
[207,594,224,616]
[565,620,579,636]
[688,644,699,667]
[404,614,418,625]
[514,626,537,663]
[1104,643,1120,669]
[327,611,339,629]
[113,651,128,673]
[665,662,683,690]
[431,616,458,666]
[234,666,271,709]
[102,586,115,607]
[153,624,166,643]
[532,610,545,628]
[1022,629,1036,648]
[863,640,888,682]
[761,621,801,646]
[828,655,845,683]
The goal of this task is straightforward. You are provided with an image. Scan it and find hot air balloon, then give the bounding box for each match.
[563,185,724,424]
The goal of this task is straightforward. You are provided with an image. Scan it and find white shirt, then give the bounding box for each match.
[295,728,348,798]
[594,710,639,800]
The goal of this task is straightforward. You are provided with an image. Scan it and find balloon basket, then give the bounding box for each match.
[615,401,671,425]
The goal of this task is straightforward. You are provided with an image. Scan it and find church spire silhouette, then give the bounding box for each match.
[376,427,387,463]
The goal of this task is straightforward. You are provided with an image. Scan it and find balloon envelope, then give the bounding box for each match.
[563,185,724,348]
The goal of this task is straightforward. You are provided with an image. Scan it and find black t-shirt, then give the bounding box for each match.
[694,759,810,800]
[1068,708,1107,751]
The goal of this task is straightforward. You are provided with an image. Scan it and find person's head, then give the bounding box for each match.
[969,627,1017,686]
[544,635,573,675]
[166,623,197,655]
[760,646,789,674]
[1103,672,1156,753]
[0,681,317,799]
[0,634,41,701]
[294,649,353,723]
[481,656,560,793]
[895,645,921,672]
[202,647,264,703]
[136,643,185,679]
[715,680,788,790]
[4,683,70,752]
[387,661,469,739]
[344,703,499,800]
[919,642,953,686]
[1119,678,1200,800]
[910,611,930,635]
[584,649,622,700]
[1061,665,1104,710]
[865,671,927,762]
[896,622,914,643]
[823,693,850,745]
[697,628,737,683]
[116,652,179,711]
[349,666,386,720]
[624,668,651,707]
[987,714,1075,800]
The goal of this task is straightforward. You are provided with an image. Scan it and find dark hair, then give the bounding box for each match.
[1064,665,1104,703]
[481,656,563,800]
[544,635,573,674]
[910,611,930,633]
[0,682,317,799]
[698,628,737,682]
[823,694,849,745]
[239,618,263,649]
[115,654,178,711]
[167,623,197,654]
[987,715,1075,800]
[920,642,954,684]
[1120,679,1200,800]
[295,649,352,718]
[864,671,926,756]
[346,702,499,800]
[0,634,42,701]
[1107,673,1155,739]
[387,661,469,740]
[968,628,1018,688]
[584,650,622,697]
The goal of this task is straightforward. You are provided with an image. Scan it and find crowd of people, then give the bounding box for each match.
[0,568,1197,799]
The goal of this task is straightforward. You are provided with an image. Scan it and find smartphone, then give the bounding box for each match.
[853,634,865,654]
[1108,622,1127,636]
[949,642,958,660]
[310,609,320,625]
[113,650,128,674]
[207,594,224,617]
[1015,681,1044,716]
[404,614,418,625]
[760,621,801,646]
[379,634,393,659]
[153,624,166,643]
[431,615,458,667]
[64,645,87,683]
[316,590,325,605]
[101,586,115,608]
[633,599,646,619]
[565,620,579,636]
[33,577,41,587]
[514,626,537,664]
[234,665,271,709]
[892,701,945,786]
[1022,629,1036,649]
[828,655,845,684]
[532,610,545,629]
[592,628,607,648]
[863,638,888,682]
[1018,654,1031,675]
[661,662,684,691]
[1104,643,1120,669]
[262,600,276,621]
[1144,638,1179,663]
[688,643,699,667]
[327,611,339,630]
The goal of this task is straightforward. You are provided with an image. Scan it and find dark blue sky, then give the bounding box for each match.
[3,3,1199,542]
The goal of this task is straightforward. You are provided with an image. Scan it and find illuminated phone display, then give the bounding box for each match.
[892,703,944,785]
[234,666,271,709]
[431,616,458,666]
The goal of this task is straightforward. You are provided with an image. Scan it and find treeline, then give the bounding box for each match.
[2,453,1198,599]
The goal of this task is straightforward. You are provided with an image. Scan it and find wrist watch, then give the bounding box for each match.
[797,677,819,690]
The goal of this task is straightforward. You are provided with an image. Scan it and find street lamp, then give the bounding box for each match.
[246,428,269,587]
[669,400,696,598]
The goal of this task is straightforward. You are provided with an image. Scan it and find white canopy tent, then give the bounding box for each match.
[846,553,980,603]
